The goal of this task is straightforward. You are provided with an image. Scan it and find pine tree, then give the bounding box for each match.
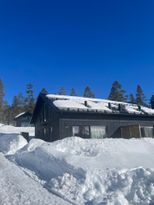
[18,93,26,110]
[58,87,66,95]
[11,95,21,122]
[3,102,11,125]
[25,83,35,113]
[129,94,136,104]
[83,86,95,98]
[40,88,48,95]
[150,95,154,109]
[70,88,76,96]
[11,93,25,119]
[136,85,146,106]
[108,81,127,102]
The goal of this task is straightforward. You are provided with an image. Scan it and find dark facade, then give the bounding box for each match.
[15,112,32,127]
[31,93,154,141]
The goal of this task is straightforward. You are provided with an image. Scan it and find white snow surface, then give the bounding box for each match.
[0,153,70,205]
[47,94,154,115]
[0,124,35,136]
[0,133,27,155]
[14,137,154,205]
[1,124,154,204]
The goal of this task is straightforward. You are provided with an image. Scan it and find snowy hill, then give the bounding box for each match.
[0,124,154,205]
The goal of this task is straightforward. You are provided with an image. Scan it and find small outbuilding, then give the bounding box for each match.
[15,112,32,127]
[31,93,154,141]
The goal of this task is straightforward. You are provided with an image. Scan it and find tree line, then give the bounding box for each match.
[58,81,154,108]
[0,80,35,124]
[0,79,154,124]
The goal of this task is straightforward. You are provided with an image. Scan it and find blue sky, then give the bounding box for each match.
[0,0,154,103]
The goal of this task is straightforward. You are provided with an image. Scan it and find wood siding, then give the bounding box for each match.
[59,118,154,139]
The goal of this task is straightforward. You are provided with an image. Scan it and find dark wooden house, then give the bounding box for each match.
[31,93,154,141]
[15,112,32,127]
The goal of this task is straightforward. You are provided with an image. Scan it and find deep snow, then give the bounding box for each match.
[0,124,154,204]
[0,153,70,205]
[0,133,27,155]
[14,137,154,205]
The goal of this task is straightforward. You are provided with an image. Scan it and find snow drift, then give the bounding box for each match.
[14,137,154,205]
[0,133,27,155]
[0,153,70,205]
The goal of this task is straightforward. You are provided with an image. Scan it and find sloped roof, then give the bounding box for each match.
[46,94,154,116]
[15,112,32,119]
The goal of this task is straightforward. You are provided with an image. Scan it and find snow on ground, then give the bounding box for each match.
[0,124,35,137]
[0,133,27,155]
[0,124,154,204]
[0,153,70,205]
[14,137,154,205]
[0,124,34,155]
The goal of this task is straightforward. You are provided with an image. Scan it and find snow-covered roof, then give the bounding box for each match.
[46,94,154,116]
[15,112,26,119]
[15,112,32,119]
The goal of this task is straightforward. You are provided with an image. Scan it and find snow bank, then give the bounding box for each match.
[14,137,154,205]
[0,124,35,137]
[0,153,70,205]
[0,133,27,155]
[48,168,154,205]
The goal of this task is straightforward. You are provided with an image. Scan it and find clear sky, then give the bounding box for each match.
[0,0,154,103]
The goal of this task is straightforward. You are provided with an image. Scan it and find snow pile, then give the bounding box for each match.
[0,153,70,205]
[14,137,154,205]
[0,133,27,155]
[48,168,154,205]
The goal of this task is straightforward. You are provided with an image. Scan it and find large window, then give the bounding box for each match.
[64,125,107,139]
[90,126,106,138]
[72,126,90,138]
[141,126,154,138]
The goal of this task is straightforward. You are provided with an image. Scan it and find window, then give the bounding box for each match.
[141,126,154,138]
[90,126,106,138]
[43,128,47,136]
[72,126,80,136]
[72,126,90,138]
[79,126,90,138]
